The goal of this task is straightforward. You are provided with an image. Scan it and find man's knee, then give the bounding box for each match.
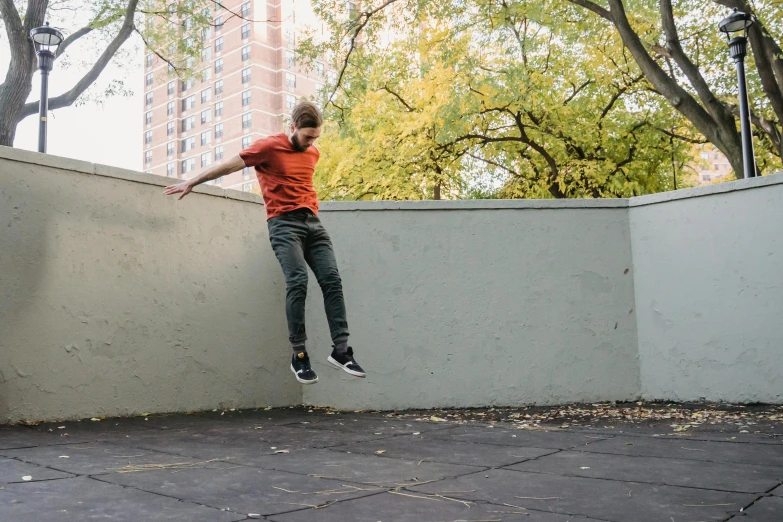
[318,268,342,292]
[286,270,309,294]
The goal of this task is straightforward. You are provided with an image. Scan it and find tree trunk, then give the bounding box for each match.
[0,0,45,146]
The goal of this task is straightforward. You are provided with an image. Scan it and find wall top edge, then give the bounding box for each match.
[3,146,781,211]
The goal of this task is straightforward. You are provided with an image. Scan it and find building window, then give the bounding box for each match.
[214,79,224,96]
[182,95,196,111]
[241,23,251,40]
[215,101,224,117]
[315,83,324,97]
[242,90,251,106]
[167,141,174,156]
[182,116,195,131]
[167,121,175,136]
[181,136,196,152]
[167,81,175,95]
[201,87,211,104]
[214,176,222,185]
[144,150,152,164]
[145,111,153,125]
[286,50,296,68]
[243,166,253,180]
[215,37,224,53]
[201,152,211,168]
[145,92,153,106]
[215,16,223,32]
[146,72,154,86]
[241,1,250,17]
[200,68,211,83]
[285,72,296,88]
[315,62,324,78]
[201,129,212,146]
[242,182,252,192]
[215,58,223,74]
[284,27,294,46]
[167,163,175,177]
[242,67,251,84]
[144,130,152,144]
[242,135,252,148]
[201,46,212,62]
[201,26,211,42]
[242,112,252,130]
[215,123,224,139]
[241,45,251,61]
[201,108,211,124]
[167,101,175,116]
[145,54,153,68]
[215,145,224,161]
[181,158,195,174]
[181,77,195,92]
[286,94,296,110]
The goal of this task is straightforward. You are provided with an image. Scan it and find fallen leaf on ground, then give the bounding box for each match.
[22,476,32,481]
[375,450,386,454]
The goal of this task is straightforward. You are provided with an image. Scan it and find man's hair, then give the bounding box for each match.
[291,101,323,129]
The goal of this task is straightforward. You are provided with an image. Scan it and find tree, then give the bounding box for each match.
[305,0,781,200]
[305,0,700,200]
[0,0,246,147]
[566,0,782,176]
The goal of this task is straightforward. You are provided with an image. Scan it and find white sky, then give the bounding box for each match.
[0,33,143,171]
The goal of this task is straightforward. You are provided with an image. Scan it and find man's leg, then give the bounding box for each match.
[304,215,365,378]
[268,215,310,352]
[303,216,349,351]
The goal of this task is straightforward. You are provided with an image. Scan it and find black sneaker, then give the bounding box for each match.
[327,347,366,378]
[291,351,318,384]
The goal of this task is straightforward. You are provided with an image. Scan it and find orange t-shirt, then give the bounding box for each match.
[239,133,320,220]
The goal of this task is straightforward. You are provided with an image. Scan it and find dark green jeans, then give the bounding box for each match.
[267,208,349,349]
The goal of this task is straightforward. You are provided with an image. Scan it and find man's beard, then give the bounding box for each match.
[291,132,308,152]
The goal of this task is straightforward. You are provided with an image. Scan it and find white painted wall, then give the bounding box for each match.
[2,146,781,422]
[630,177,783,403]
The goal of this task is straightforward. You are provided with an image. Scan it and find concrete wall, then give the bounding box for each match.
[0,147,301,423]
[303,201,640,410]
[2,146,781,421]
[630,177,783,403]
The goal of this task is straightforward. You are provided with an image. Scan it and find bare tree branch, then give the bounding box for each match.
[653,126,708,144]
[326,0,403,109]
[57,25,93,57]
[0,0,24,61]
[381,85,415,112]
[660,0,734,127]
[567,0,612,21]
[563,79,594,105]
[19,0,140,119]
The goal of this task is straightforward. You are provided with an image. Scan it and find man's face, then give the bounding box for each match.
[290,125,322,152]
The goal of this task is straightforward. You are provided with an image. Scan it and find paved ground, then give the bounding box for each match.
[1,404,781,521]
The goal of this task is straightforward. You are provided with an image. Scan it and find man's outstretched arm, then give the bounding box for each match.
[164,155,247,200]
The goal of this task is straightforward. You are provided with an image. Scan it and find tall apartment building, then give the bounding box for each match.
[141,0,333,193]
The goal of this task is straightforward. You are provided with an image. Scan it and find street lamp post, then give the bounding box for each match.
[29,22,64,154]
[719,9,757,179]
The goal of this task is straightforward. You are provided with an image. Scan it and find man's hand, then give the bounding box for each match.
[164,180,194,200]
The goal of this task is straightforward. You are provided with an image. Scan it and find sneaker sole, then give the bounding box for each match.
[327,356,366,378]
[290,363,318,384]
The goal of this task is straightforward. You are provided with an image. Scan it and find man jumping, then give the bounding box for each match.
[164,101,365,385]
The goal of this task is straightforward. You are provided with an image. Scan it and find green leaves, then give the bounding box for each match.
[311,0,706,200]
